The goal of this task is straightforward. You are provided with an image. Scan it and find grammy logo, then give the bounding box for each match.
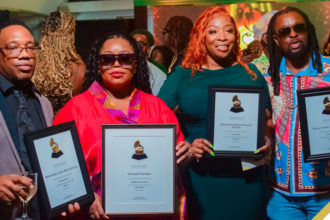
[230,95,244,113]
[132,140,147,160]
[50,138,63,158]
[322,97,330,115]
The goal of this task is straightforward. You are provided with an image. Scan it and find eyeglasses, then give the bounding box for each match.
[161,28,169,35]
[276,23,307,39]
[98,53,135,69]
[0,46,40,58]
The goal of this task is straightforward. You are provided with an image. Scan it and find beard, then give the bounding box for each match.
[283,41,309,61]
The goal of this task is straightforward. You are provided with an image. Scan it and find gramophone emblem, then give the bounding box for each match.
[132,140,147,160]
[322,97,330,115]
[230,95,244,113]
[50,138,63,158]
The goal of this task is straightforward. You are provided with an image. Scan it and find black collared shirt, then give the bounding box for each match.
[0,74,48,220]
[0,74,46,170]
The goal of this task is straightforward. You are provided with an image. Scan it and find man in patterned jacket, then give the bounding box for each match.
[265,7,330,219]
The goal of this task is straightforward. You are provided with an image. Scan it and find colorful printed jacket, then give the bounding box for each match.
[264,55,330,196]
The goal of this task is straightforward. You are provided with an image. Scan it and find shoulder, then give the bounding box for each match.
[147,61,166,78]
[168,66,191,78]
[320,54,330,63]
[140,91,170,108]
[62,90,92,109]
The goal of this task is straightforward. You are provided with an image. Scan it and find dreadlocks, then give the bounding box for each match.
[164,16,193,54]
[267,7,322,95]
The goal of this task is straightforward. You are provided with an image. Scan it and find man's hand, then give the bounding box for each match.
[0,174,32,203]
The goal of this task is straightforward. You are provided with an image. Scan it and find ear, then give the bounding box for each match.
[273,34,280,47]
[146,46,151,56]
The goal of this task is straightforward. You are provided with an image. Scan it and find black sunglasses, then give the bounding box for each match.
[98,53,135,69]
[276,23,307,39]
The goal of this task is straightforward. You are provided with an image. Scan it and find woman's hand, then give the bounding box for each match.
[89,193,109,219]
[255,136,272,155]
[191,138,215,159]
[176,141,192,164]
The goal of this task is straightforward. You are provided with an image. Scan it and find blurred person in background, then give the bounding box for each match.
[131,29,167,95]
[162,16,193,74]
[150,45,174,74]
[250,10,278,74]
[33,11,86,113]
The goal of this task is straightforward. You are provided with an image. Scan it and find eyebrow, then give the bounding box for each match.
[5,40,35,45]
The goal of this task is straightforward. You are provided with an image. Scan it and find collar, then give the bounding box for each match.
[279,56,318,77]
[0,73,40,96]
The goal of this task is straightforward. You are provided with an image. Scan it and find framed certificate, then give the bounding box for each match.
[24,121,94,219]
[208,86,265,158]
[102,124,176,216]
[297,86,330,162]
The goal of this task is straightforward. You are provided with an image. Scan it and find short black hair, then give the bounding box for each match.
[0,19,33,35]
[131,29,154,47]
[0,10,9,25]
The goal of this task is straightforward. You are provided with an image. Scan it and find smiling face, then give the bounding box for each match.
[99,37,136,92]
[0,25,36,86]
[273,11,309,60]
[204,13,237,68]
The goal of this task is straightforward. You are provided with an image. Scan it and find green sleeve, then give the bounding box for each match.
[157,66,184,109]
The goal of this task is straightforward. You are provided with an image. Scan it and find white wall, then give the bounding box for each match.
[0,0,64,15]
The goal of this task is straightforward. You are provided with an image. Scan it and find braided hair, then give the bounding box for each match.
[267,7,322,95]
[83,31,152,94]
[33,11,84,112]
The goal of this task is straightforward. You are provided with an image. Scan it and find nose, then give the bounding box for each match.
[216,30,227,41]
[289,27,298,38]
[113,59,121,67]
[18,47,31,59]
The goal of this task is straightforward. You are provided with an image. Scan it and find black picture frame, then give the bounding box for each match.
[102,124,176,216]
[208,86,265,158]
[24,121,94,219]
[297,86,330,162]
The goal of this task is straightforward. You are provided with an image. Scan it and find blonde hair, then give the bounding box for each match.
[33,11,84,112]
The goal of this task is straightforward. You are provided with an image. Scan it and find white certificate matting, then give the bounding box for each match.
[305,95,330,155]
[213,92,259,151]
[103,125,175,215]
[34,131,86,208]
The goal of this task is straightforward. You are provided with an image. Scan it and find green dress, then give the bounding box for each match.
[158,64,271,220]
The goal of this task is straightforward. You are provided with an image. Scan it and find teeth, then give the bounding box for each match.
[217,45,228,51]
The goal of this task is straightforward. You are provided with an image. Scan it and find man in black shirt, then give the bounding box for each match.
[0,14,81,219]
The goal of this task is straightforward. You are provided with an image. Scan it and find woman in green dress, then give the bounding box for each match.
[158,6,273,220]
